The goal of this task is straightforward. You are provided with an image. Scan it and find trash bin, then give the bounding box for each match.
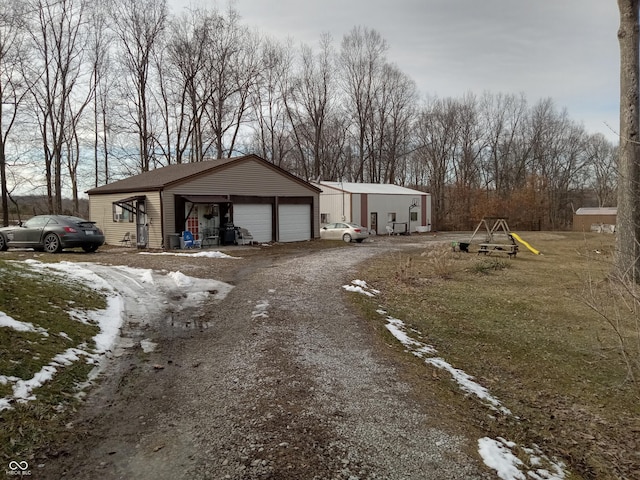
[167,233,181,249]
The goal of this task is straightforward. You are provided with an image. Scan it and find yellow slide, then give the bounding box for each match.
[510,232,541,255]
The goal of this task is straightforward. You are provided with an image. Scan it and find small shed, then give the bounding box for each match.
[87,155,321,248]
[313,181,432,235]
[573,207,617,232]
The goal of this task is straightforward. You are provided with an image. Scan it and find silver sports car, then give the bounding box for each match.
[0,215,105,253]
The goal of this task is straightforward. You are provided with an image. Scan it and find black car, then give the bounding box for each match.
[0,215,105,253]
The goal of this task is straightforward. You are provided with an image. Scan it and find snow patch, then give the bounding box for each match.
[252,300,270,319]
[0,312,49,337]
[342,279,379,297]
[140,251,238,259]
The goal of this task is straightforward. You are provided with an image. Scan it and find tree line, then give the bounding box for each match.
[0,0,618,230]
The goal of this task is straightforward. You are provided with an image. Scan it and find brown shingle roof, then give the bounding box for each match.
[86,156,242,195]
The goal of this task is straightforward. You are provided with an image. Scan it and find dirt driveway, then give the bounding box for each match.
[40,234,488,480]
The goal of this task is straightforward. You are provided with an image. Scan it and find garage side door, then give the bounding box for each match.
[278,204,311,242]
[233,204,273,243]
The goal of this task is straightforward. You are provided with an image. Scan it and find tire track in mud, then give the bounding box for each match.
[41,240,486,480]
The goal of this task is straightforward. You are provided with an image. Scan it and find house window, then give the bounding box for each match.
[112,204,133,223]
[321,213,330,224]
[410,211,418,222]
[388,212,396,222]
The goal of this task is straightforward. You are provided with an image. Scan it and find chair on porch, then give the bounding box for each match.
[182,230,201,248]
[202,227,219,247]
[119,232,132,247]
[236,228,254,245]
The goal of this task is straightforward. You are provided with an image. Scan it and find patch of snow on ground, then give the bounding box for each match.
[478,437,525,480]
[374,299,509,414]
[478,437,566,480]
[342,279,378,297]
[140,251,238,259]
[140,339,157,353]
[252,300,269,319]
[426,357,511,415]
[355,281,569,480]
[169,271,193,288]
[114,265,155,284]
[9,348,92,406]
[1,260,234,412]
[0,312,49,336]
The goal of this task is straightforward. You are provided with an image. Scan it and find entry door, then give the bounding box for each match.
[136,200,148,248]
[370,212,378,234]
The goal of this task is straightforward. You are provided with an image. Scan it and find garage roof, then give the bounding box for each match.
[575,207,617,215]
[317,181,428,196]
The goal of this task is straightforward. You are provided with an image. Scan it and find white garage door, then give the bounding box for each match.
[278,204,311,242]
[233,204,273,243]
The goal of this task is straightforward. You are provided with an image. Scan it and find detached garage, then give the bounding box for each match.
[87,155,320,248]
[572,207,617,232]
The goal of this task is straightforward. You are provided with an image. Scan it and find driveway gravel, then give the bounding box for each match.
[40,234,489,479]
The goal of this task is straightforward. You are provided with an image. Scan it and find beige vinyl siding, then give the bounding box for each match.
[89,191,163,248]
[89,157,320,248]
[165,158,319,239]
[168,158,314,196]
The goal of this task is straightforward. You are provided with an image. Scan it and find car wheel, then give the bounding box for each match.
[82,244,98,253]
[342,233,352,243]
[44,233,61,253]
[0,234,7,251]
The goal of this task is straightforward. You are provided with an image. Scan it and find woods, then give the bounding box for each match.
[0,0,618,230]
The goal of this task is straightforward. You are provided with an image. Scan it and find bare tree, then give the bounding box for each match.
[284,34,336,179]
[616,0,640,281]
[88,2,113,185]
[585,133,617,207]
[164,7,213,163]
[110,0,167,172]
[479,92,529,197]
[370,63,417,184]
[251,36,294,167]
[26,0,91,214]
[414,97,459,228]
[0,0,29,225]
[340,26,388,181]
[203,8,260,159]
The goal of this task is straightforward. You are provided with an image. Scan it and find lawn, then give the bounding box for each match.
[0,259,108,466]
[353,231,639,480]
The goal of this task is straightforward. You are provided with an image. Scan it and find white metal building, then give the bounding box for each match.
[313,182,432,235]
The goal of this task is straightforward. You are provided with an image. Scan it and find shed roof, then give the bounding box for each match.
[575,207,617,215]
[316,181,428,196]
[87,155,320,195]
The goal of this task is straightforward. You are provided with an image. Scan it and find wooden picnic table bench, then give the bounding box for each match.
[478,243,518,257]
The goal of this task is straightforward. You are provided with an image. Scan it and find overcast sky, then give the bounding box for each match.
[169,0,620,142]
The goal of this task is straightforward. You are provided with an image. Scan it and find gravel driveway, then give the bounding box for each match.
[42,235,488,479]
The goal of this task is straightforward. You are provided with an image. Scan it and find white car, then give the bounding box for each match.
[320,222,369,243]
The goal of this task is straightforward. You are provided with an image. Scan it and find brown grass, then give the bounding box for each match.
[354,231,640,480]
